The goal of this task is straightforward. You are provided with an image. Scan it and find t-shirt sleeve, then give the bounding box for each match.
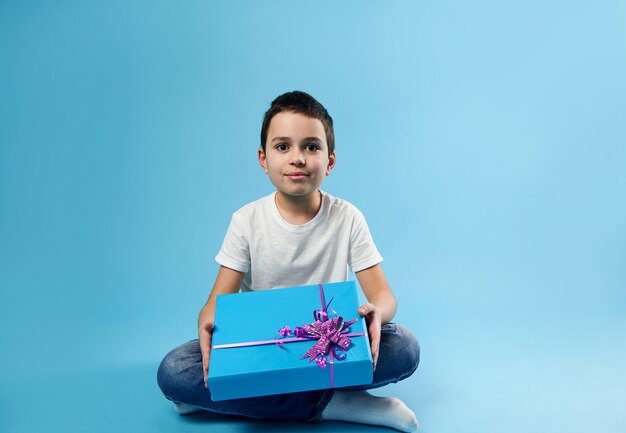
[215,213,251,273]
[348,210,383,273]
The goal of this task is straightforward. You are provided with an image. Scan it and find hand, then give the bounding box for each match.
[199,321,214,389]
[357,302,382,370]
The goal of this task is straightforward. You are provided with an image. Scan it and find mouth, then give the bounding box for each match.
[285,172,309,180]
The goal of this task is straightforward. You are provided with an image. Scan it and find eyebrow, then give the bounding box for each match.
[270,136,324,144]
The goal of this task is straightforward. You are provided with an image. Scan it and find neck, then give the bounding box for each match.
[275,190,322,225]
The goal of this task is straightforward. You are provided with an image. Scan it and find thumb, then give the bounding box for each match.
[358,304,370,316]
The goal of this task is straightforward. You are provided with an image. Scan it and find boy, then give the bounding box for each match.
[157,91,420,432]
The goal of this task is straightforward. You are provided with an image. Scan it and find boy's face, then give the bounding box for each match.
[259,111,336,199]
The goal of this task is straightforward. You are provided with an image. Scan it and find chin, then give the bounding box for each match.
[280,188,316,197]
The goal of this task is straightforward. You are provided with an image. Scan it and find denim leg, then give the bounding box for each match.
[337,323,420,390]
[157,339,332,422]
[157,324,419,423]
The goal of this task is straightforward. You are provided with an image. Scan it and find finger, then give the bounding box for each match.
[200,328,213,389]
[202,354,210,375]
[201,339,212,369]
[370,325,381,370]
[202,355,209,377]
[371,338,380,369]
[371,343,379,370]
[203,354,210,389]
[358,303,370,316]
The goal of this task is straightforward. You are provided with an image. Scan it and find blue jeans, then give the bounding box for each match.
[157,323,420,423]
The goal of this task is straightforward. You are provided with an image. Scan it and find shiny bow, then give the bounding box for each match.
[278,296,359,369]
[300,317,353,363]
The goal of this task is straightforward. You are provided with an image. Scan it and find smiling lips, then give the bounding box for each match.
[286,172,309,180]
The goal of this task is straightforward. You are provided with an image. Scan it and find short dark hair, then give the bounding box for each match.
[260,91,334,156]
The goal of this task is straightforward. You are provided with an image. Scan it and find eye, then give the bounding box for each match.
[304,143,320,152]
[275,143,289,152]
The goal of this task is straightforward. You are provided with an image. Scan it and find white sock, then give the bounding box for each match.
[173,402,203,415]
[321,390,418,432]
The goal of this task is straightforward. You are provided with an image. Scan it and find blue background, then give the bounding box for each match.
[1,1,625,432]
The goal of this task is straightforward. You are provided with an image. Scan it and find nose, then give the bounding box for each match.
[289,148,305,166]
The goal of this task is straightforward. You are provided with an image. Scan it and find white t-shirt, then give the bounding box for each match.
[215,190,383,292]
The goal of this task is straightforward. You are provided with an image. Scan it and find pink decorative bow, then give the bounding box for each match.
[301,317,353,363]
[278,295,359,369]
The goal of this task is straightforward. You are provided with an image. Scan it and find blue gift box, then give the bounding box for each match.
[207,281,373,401]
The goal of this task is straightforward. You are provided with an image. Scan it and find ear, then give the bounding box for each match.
[325,151,336,176]
[258,147,269,174]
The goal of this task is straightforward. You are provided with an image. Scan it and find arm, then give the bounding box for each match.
[199,265,244,388]
[355,263,397,369]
